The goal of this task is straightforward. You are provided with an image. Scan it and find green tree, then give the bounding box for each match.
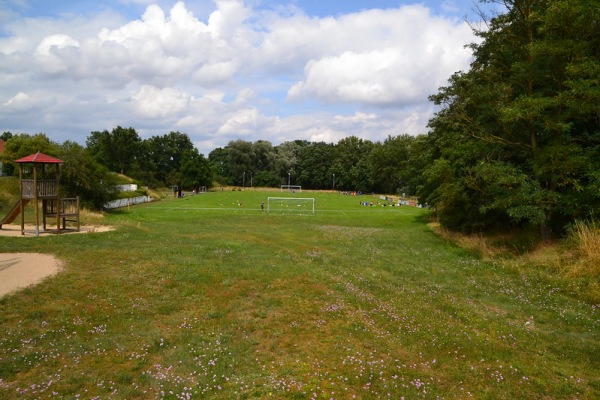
[250,140,278,187]
[368,135,415,195]
[208,147,232,186]
[274,141,308,186]
[145,131,196,186]
[425,0,600,236]
[86,127,142,175]
[332,136,374,192]
[297,142,335,190]
[179,149,213,191]
[1,131,13,142]
[225,140,254,186]
[57,141,118,209]
[1,133,61,176]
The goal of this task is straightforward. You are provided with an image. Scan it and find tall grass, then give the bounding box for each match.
[0,190,598,399]
[571,219,600,264]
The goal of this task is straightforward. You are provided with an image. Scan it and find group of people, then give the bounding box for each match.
[359,201,401,207]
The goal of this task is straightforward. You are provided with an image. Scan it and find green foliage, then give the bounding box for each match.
[205,135,429,193]
[297,142,335,189]
[179,149,213,190]
[424,0,600,236]
[0,176,19,213]
[332,136,374,192]
[0,133,61,176]
[57,141,119,209]
[86,126,142,175]
[0,131,13,141]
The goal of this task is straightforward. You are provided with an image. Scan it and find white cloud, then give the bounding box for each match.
[34,33,80,75]
[288,49,419,106]
[193,61,239,86]
[217,108,278,137]
[286,5,473,106]
[3,91,36,111]
[132,84,191,118]
[0,1,478,153]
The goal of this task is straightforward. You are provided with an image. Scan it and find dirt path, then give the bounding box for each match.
[0,253,62,296]
[0,224,113,296]
[0,223,112,237]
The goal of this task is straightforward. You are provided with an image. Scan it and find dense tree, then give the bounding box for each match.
[297,142,335,190]
[1,132,13,142]
[274,140,308,186]
[208,147,232,186]
[0,134,118,209]
[225,140,254,186]
[369,135,415,195]
[1,133,61,170]
[177,150,212,191]
[86,127,142,175]
[250,141,278,187]
[423,0,600,236]
[403,134,429,197]
[57,141,118,209]
[145,131,196,186]
[332,136,374,192]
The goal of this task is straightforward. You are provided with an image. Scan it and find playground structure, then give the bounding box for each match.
[0,152,80,236]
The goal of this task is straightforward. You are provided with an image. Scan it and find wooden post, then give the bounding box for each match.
[34,163,39,236]
[56,163,61,234]
[76,196,80,232]
[19,163,24,235]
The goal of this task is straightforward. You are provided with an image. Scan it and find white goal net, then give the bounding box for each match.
[267,197,315,215]
[280,185,302,192]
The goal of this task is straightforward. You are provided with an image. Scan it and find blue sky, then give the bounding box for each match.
[0,0,493,154]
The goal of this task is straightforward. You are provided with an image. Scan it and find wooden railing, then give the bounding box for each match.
[43,198,79,217]
[43,197,80,232]
[21,180,58,198]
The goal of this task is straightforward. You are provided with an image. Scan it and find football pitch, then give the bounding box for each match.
[0,190,597,399]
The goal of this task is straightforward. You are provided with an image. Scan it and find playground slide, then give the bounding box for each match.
[0,199,30,228]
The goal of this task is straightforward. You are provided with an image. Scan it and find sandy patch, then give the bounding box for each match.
[0,223,113,237]
[0,253,62,296]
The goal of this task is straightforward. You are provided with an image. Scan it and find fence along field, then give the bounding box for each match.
[0,190,598,399]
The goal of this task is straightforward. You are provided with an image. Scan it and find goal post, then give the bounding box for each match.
[267,197,315,215]
[280,185,302,193]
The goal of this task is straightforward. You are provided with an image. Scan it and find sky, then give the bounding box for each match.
[0,0,494,155]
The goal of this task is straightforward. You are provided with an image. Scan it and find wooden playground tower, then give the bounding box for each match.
[0,152,80,236]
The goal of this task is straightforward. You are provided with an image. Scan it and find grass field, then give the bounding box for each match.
[0,190,598,399]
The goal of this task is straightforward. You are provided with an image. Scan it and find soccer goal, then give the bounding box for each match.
[280,185,302,193]
[267,197,315,215]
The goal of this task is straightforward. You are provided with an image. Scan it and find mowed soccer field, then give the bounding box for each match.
[0,190,598,399]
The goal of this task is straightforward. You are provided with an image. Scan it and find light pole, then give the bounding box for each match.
[333,173,335,190]
[250,172,253,188]
[288,172,291,187]
[243,171,245,187]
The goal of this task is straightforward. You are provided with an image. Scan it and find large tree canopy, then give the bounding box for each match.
[421,0,600,236]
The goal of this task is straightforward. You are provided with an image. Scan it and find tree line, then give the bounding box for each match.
[2,0,598,239]
[0,128,213,209]
[207,135,424,195]
[1,129,425,207]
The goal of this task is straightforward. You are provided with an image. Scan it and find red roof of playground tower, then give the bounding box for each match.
[15,152,63,164]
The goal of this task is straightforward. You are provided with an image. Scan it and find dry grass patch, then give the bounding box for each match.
[427,222,510,259]
[79,208,105,222]
[428,220,600,305]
